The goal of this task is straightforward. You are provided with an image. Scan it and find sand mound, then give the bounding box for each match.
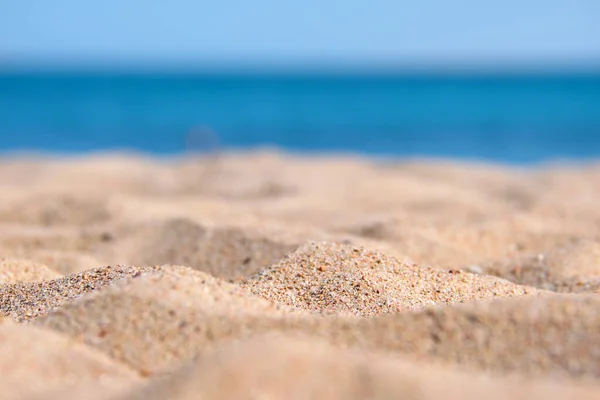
[0,258,61,284]
[35,266,302,375]
[340,294,600,379]
[114,218,299,281]
[0,265,151,321]
[0,322,138,400]
[241,242,540,316]
[121,335,600,400]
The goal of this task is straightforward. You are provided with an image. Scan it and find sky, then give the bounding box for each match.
[1,0,600,70]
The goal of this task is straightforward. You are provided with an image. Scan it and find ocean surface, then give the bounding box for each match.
[1,71,599,163]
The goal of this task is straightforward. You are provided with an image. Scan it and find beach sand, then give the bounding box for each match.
[1,151,599,399]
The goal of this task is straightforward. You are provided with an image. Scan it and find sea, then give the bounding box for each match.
[1,70,599,163]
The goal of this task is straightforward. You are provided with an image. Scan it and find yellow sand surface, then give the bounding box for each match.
[1,151,600,399]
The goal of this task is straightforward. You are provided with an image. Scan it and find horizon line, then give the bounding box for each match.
[2,58,600,75]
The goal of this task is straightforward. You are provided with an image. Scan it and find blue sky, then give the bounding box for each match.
[1,0,600,69]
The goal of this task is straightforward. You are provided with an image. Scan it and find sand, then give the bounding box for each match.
[0,322,138,400]
[96,218,301,282]
[241,241,541,316]
[1,151,600,399]
[122,335,600,400]
[1,265,152,321]
[0,258,61,284]
[33,266,302,375]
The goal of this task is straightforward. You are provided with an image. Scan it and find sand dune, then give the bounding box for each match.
[1,152,600,398]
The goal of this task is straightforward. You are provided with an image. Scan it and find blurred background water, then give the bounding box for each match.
[1,1,599,163]
[1,71,600,162]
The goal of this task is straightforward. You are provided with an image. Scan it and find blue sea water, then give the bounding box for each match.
[1,71,599,163]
